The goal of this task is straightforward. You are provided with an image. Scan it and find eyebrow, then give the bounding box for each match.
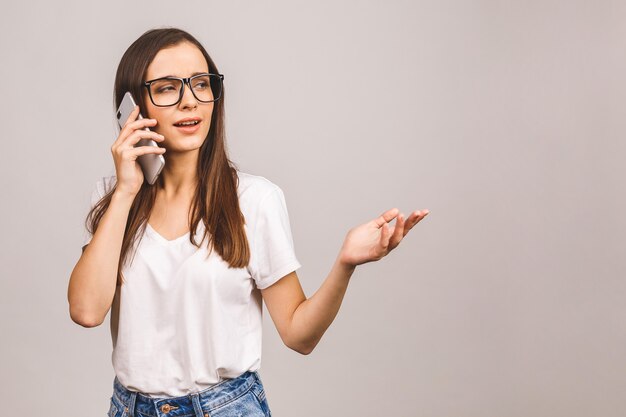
[154,71,208,79]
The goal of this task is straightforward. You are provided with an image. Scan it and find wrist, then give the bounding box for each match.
[112,189,137,206]
[336,253,356,275]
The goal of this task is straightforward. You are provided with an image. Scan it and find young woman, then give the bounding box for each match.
[67,27,429,417]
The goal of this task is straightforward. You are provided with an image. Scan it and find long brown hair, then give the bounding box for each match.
[85,27,249,285]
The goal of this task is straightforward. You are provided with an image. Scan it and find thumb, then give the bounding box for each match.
[375,207,399,228]
[380,222,391,248]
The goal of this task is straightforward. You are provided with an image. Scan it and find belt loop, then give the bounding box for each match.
[127,391,138,417]
[190,392,206,417]
[253,370,260,382]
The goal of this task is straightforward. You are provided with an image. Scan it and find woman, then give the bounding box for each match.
[67,27,429,417]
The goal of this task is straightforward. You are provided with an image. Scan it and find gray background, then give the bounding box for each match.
[1,0,624,416]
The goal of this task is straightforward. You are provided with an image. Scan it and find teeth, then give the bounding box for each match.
[176,120,199,126]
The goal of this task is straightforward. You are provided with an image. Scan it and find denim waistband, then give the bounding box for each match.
[112,371,259,417]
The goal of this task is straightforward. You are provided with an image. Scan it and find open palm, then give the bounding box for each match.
[338,208,429,267]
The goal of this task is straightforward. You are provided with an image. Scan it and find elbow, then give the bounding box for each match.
[287,339,316,356]
[67,278,106,328]
[69,305,103,328]
[289,344,313,355]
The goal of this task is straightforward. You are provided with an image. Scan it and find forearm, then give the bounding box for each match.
[289,254,356,354]
[67,190,135,327]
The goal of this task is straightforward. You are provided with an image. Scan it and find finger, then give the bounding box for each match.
[408,209,429,224]
[123,129,165,148]
[117,106,143,139]
[415,209,430,223]
[129,145,166,159]
[403,209,430,236]
[122,118,158,139]
[380,221,391,249]
[114,108,158,148]
[374,207,400,228]
[389,213,405,249]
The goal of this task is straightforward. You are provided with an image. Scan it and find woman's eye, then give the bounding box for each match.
[193,82,209,90]
[157,86,176,93]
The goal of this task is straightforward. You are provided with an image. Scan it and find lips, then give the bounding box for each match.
[174,121,201,134]
[173,117,202,127]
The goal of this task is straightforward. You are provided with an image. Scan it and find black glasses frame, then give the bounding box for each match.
[143,73,224,107]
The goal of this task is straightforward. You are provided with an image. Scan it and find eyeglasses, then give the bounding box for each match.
[143,73,224,107]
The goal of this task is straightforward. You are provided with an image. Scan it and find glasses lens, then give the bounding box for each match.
[149,78,183,106]
[191,74,222,103]
[189,75,213,102]
[148,75,223,106]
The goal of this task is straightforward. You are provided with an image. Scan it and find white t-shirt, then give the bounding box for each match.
[82,171,301,398]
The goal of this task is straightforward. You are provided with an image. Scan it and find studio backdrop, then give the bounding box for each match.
[0,1,624,416]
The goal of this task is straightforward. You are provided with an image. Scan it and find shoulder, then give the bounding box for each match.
[236,170,282,204]
[89,174,117,201]
[101,175,117,191]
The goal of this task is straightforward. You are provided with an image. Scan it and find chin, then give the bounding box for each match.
[168,132,209,151]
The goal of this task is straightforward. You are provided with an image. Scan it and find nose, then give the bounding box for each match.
[179,80,198,109]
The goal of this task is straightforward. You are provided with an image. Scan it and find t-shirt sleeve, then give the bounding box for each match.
[249,186,302,290]
[82,178,108,248]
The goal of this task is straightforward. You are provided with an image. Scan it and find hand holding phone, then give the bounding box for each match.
[111,92,166,196]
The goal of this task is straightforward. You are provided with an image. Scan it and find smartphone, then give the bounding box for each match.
[116,91,165,185]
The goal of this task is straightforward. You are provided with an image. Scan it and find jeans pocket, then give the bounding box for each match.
[250,384,271,417]
[107,398,118,417]
[108,396,128,417]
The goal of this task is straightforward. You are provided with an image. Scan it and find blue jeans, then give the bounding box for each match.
[108,371,272,417]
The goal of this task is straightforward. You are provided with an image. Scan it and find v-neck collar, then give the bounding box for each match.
[145,223,191,245]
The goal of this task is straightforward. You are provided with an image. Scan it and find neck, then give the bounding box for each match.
[158,149,199,198]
